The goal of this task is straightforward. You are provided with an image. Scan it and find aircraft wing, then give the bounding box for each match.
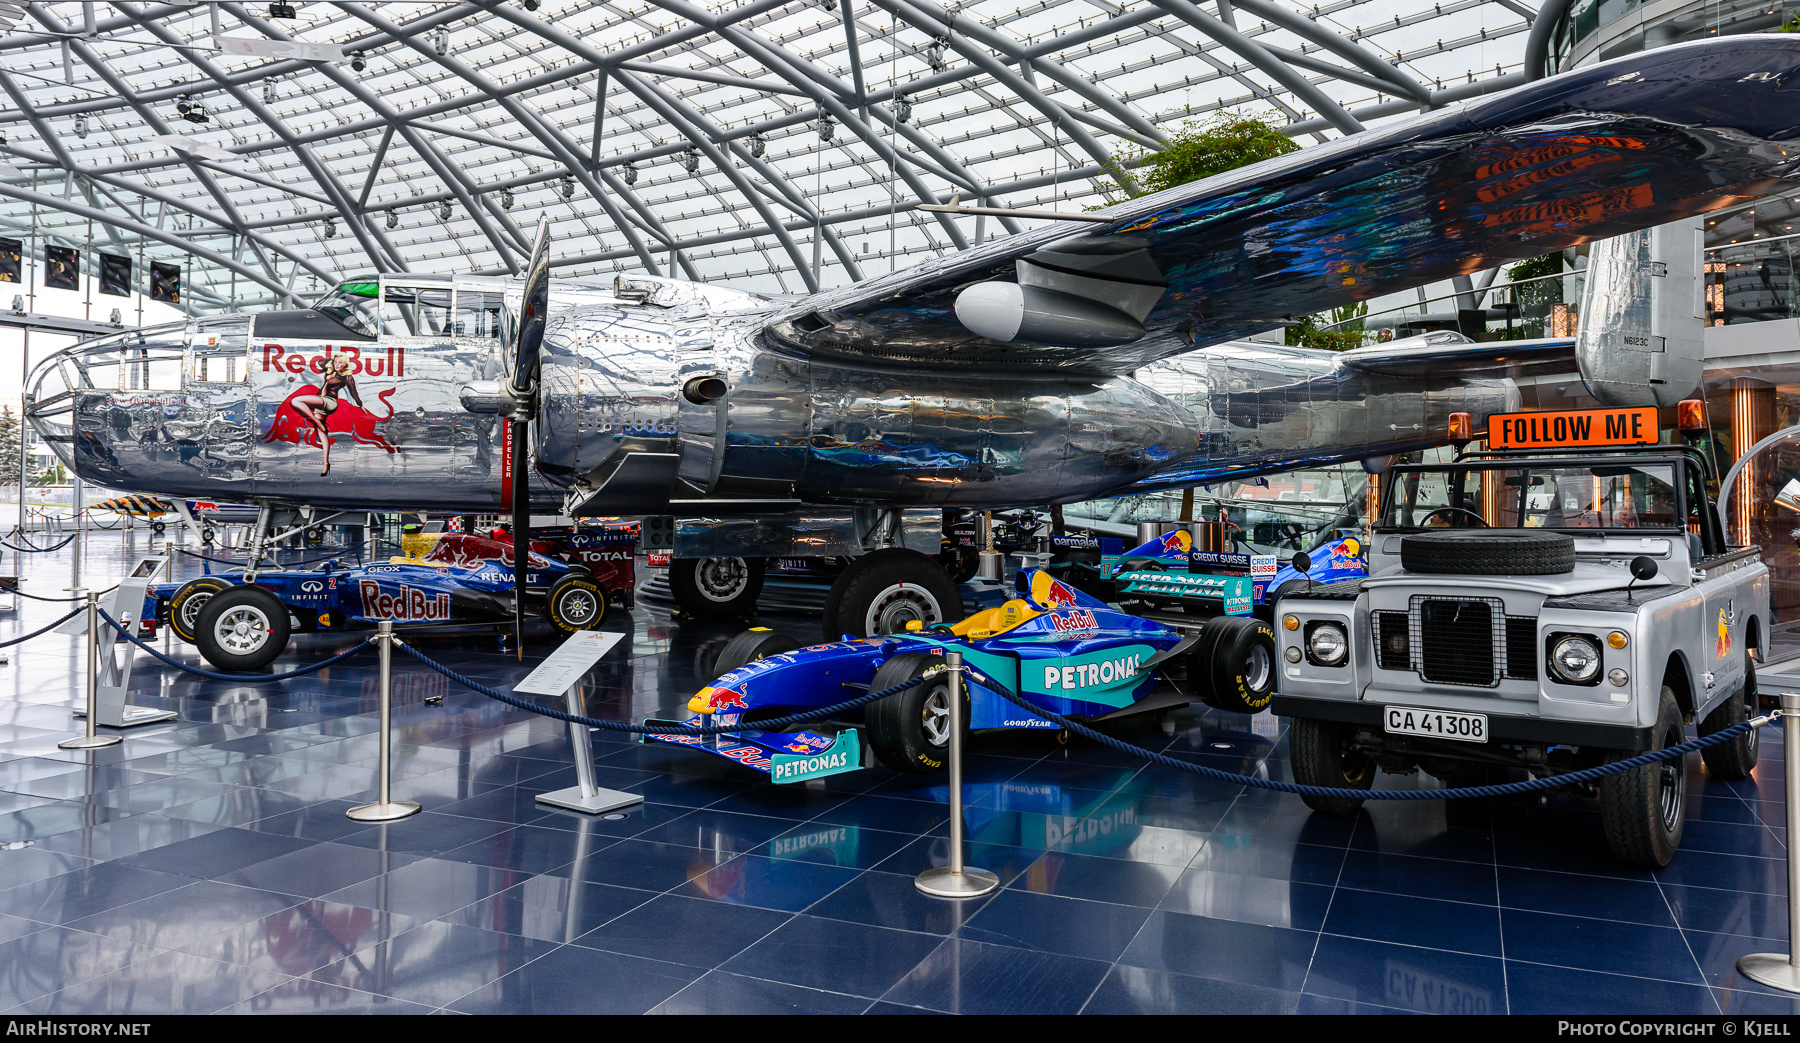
[758,36,1800,375]
[1336,335,1575,379]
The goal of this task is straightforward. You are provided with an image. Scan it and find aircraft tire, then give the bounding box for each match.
[669,557,764,618]
[1194,616,1278,714]
[713,628,801,677]
[193,586,291,672]
[821,548,961,639]
[168,576,234,644]
[866,652,965,774]
[544,574,610,634]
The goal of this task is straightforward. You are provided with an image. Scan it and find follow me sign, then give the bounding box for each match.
[1489,406,1659,449]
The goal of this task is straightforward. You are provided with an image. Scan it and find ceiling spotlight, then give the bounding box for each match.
[747,133,765,159]
[927,37,947,73]
[183,98,209,124]
[501,188,514,209]
[521,0,539,9]
[11,296,23,315]
[620,162,637,185]
[559,176,574,198]
[323,218,335,239]
[434,28,449,57]
[894,96,911,124]
[385,209,398,230]
[268,3,296,18]
[350,50,366,72]
[109,308,121,326]
[816,116,834,142]
[175,94,190,115]
[263,77,277,104]
[73,116,87,140]
[680,148,699,173]
[437,200,452,220]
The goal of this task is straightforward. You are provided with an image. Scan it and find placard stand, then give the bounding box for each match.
[521,630,643,815]
[65,557,176,728]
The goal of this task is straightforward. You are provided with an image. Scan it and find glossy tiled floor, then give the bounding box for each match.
[0,528,1793,1014]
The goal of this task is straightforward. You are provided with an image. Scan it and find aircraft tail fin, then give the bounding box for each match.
[1575,219,1705,407]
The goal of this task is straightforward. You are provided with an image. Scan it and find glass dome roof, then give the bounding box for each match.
[0,1,1541,301]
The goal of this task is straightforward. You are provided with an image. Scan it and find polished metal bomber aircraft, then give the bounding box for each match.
[26,36,1800,634]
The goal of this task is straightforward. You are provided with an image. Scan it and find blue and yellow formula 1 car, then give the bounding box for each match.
[644,569,1277,780]
[144,528,636,672]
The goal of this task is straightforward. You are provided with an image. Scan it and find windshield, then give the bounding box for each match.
[1382,461,1686,532]
[312,284,383,337]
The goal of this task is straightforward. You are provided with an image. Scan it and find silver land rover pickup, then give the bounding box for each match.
[1271,444,1767,867]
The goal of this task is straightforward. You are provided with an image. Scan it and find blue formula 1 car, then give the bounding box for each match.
[145,528,636,672]
[644,569,1278,780]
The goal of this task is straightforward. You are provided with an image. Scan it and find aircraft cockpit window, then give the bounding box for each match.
[383,286,453,339]
[454,291,502,340]
[191,320,250,385]
[312,286,384,338]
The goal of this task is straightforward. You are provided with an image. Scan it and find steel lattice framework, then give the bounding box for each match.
[0,0,1542,307]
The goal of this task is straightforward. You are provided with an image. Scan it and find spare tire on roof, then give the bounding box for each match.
[1400,532,1575,575]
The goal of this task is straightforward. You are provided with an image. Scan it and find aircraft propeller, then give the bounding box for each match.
[498,217,552,655]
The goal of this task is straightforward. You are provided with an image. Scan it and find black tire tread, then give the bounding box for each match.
[865,652,959,774]
[1400,532,1575,575]
[713,629,801,677]
[1599,686,1686,868]
[193,585,291,672]
[1699,658,1758,780]
[821,548,961,639]
[669,557,765,618]
[545,574,608,633]
[168,576,234,644]
[1289,716,1373,815]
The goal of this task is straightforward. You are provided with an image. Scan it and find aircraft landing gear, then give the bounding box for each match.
[668,556,765,618]
[821,547,961,638]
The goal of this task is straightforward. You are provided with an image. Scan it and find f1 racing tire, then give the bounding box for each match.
[1600,686,1688,869]
[545,574,610,633]
[822,549,962,639]
[1700,655,1759,780]
[1193,616,1278,714]
[713,628,801,676]
[1399,532,1574,576]
[669,557,764,618]
[1289,716,1375,815]
[193,585,291,672]
[866,651,965,774]
[168,576,234,645]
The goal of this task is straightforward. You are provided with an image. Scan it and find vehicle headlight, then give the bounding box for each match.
[1306,622,1348,666]
[1549,634,1602,685]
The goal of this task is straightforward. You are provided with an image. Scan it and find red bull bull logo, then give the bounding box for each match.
[1154,530,1191,556]
[264,385,400,455]
[689,685,750,714]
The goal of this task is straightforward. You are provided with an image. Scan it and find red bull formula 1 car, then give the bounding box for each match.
[146,525,637,671]
[644,569,1278,781]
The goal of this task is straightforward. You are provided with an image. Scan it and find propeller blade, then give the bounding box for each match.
[511,417,529,659]
[509,216,553,397]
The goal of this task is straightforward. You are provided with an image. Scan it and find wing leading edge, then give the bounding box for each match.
[760,36,1800,375]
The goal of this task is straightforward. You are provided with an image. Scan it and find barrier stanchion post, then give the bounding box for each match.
[346,622,421,822]
[1739,691,1800,991]
[59,592,120,751]
[915,651,998,898]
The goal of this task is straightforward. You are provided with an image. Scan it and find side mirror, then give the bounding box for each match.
[1630,556,1659,582]
[1291,552,1312,575]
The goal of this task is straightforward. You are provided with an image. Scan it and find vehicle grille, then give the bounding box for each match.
[1374,611,1409,670]
[1504,616,1538,681]
[1410,596,1505,687]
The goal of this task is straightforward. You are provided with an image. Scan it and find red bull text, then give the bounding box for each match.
[357,581,451,621]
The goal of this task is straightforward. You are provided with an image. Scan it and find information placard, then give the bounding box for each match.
[514,630,624,696]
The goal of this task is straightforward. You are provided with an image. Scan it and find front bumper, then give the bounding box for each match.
[1271,695,1656,752]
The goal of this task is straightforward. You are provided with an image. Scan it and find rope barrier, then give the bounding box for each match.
[0,532,79,553]
[960,661,1766,800]
[99,610,374,682]
[0,607,84,648]
[397,642,939,735]
[0,582,119,603]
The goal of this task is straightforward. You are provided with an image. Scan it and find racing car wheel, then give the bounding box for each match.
[713,628,801,675]
[545,573,610,634]
[167,576,234,644]
[866,651,967,774]
[193,585,291,672]
[1192,615,1278,714]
